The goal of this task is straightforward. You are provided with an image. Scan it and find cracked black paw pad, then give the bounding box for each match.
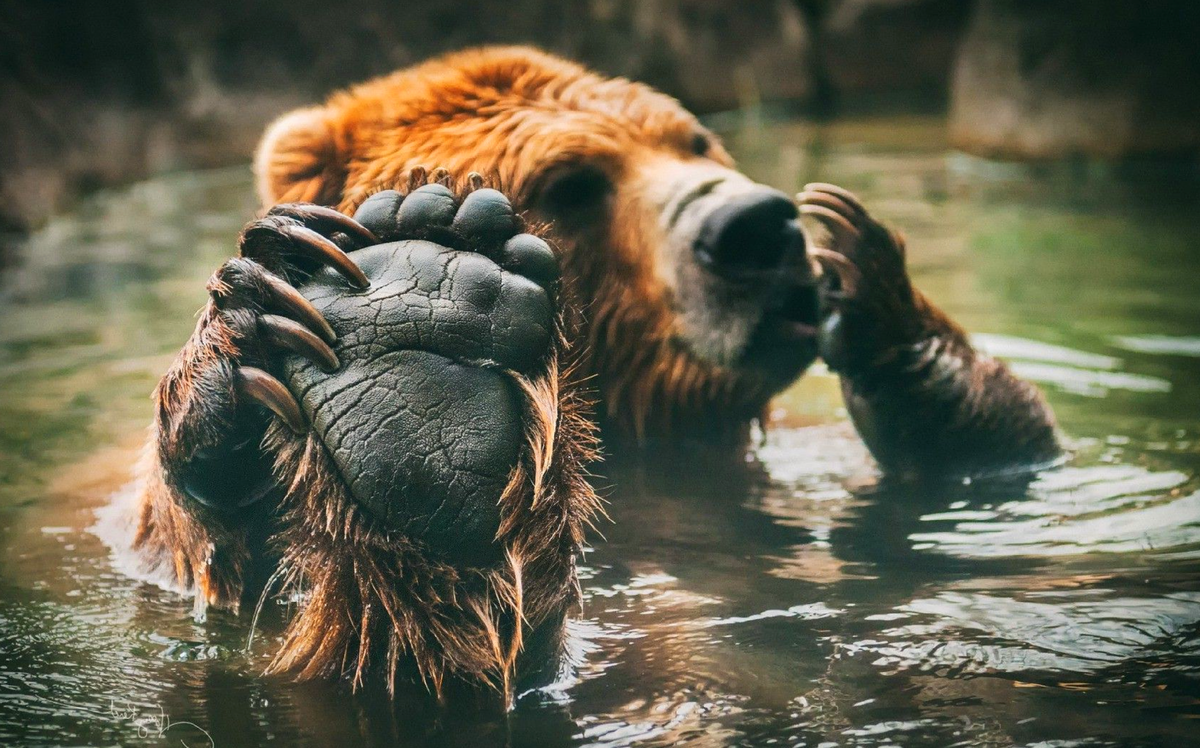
[281,188,558,566]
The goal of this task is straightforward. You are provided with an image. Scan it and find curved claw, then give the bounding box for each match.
[278,224,370,289]
[261,273,337,344]
[430,167,452,187]
[405,166,428,192]
[796,190,859,222]
[802,182,867,216]
[235,366,306,433]
[800,204,862,245]
[259,314,340,372]
[268,203,379,247]
[809,246,861,296]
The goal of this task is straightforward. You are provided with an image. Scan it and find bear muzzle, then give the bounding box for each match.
[693,188,805,280]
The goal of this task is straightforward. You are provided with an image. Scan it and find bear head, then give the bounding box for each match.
[254,46,823,439]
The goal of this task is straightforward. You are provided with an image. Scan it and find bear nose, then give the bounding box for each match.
[694,189,803,278]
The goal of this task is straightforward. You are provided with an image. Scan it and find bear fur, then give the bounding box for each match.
[131,46,1059,699]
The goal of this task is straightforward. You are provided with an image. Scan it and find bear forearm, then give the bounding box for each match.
[840,295,1060,479]
[131,302,281,610]
[153,302,280,510]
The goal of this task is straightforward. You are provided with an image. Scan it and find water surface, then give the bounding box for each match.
[1,116,1198,746]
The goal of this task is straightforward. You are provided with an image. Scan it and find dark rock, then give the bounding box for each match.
[0,0,816,243]
[814,0,970,104]
[949,0,1200,160]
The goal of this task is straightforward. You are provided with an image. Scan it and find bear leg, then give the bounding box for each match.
[256,175,598,697]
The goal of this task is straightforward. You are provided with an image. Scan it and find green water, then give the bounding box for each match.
[1,116,1198,746]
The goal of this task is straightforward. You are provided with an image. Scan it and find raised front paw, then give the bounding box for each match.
[797,183,925,376]
[282,178,559,566]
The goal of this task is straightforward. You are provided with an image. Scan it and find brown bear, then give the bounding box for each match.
[130,46,1059,698]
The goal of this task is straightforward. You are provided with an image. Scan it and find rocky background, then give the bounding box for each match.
[2,0,1198,241]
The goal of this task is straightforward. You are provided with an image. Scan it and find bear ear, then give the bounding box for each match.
[254,106,347,207]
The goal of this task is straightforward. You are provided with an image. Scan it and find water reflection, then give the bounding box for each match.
[1113,335,1200,358]
[853,589,1200,676]
[911,471,1200,559]
[1,118,1198,745]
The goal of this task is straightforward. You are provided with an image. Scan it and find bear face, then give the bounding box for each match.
[255,46,824,439]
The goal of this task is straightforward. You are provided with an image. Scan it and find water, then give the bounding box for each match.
[1,116,1198,746]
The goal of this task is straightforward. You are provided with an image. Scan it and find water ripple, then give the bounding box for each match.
[847,590,1200,677]
[912,467,1200,558]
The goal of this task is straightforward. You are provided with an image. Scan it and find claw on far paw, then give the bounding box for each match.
[404,165,429,193]
[800,182,867,216]
[798,202,861,244]
[796,183,867,245]
[796,184,872,295]
[807,246,860,296]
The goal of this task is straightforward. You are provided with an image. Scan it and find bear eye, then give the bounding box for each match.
[690,131,712,157]
[537,165,612,218]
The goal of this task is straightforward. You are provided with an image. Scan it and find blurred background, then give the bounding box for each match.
[2,3,1200,745]
[2,0,1198,245]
